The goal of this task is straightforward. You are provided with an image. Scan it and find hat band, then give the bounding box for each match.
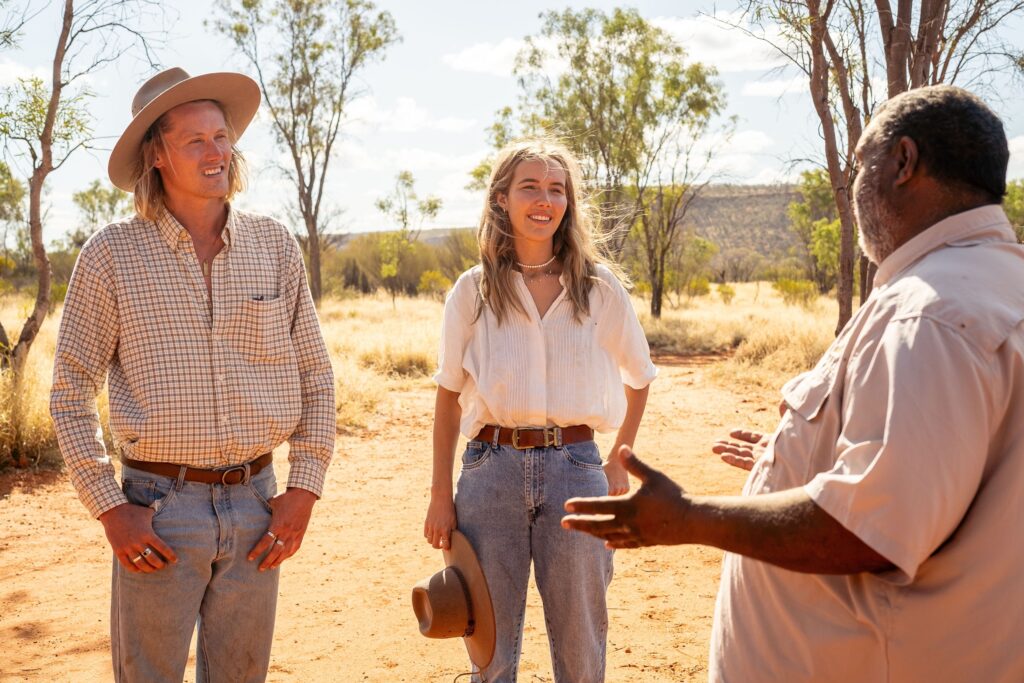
[451,566,476,637]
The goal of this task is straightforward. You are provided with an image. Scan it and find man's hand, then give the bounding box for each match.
[711,429,769,471]
[423,493,457,550]
[99,503,177,573]
[562,445,689,549]
[248,487,318,571]
[604,450,630,496]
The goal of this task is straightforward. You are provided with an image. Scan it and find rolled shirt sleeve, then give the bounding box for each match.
[804,316,995,581]
[282,236,336,497]
[597,273,658,390]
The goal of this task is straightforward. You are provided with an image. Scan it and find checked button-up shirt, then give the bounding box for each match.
[51,207,336,518]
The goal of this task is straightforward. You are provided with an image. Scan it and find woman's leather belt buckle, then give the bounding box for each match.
[120,452,273,485]
[512,427,562,450]
[475,425,594,449]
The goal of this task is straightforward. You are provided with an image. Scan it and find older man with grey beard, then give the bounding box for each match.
[562,85,1024,683]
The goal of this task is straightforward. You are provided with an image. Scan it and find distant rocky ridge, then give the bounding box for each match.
[325,183,802,258]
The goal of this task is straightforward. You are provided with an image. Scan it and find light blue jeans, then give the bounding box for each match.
[454,439,614,683]
[112,463,279,682]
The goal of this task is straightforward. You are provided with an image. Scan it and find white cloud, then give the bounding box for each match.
[653,13,789,73]
[441,38,524,77]
[1008,135,1024,180]
[344,96,476,135]
[0,58,47,85]
[741,76,808,97]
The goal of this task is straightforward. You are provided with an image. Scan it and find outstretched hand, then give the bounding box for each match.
[561,445,689,549]
[711,429,769,471]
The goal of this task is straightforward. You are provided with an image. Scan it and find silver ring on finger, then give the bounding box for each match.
[275,539,285,547]
[130,554,143,563]
[141,547,153,558]
[266,530,278,540]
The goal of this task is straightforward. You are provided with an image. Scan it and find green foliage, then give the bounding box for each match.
[772,278,818,307]
[211,0,400,300]
[437,229,478,281]
[809,217,841,290]
[717,283,735,305]
[0,77,92,158]
[787,169,839,292]
[67,179,132,248]
[686,275,711,298]
[1006,179,1024,243]
[375,171,442,302]
[516,8,722,189]
[417,269,451,301]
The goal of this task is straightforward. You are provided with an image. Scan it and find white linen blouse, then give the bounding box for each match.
[434,264,657,439]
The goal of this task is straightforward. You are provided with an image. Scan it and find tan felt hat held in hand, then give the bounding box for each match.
[107,67,261,192]
[412,530,496,671]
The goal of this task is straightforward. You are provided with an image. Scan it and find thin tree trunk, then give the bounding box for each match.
[304,213,322,302]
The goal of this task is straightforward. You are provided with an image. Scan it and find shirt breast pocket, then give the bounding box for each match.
[237,296,291,362]
[772,353,844,484]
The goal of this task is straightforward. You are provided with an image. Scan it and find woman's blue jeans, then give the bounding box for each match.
[111,463,279,682]
[454,439,614,683]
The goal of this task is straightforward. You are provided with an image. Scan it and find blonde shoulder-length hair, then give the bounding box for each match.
[132,99,248,221]
[475,138,624,325]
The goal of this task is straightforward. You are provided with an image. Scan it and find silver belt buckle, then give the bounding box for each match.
[219,463,250,485]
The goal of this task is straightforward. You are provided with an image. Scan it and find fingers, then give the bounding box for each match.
[563,496,628,516]
[729,428,763,444]
[424,523,453,550]
[248,529,276,561]
[147,534,177,565]
[561,514,628,537]
[720,453,755,471]
[619,447,657,483]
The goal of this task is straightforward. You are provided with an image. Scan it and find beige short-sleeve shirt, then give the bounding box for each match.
[711,206,1024,682]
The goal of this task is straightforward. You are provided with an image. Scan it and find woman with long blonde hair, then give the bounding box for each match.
[424,138,656,682]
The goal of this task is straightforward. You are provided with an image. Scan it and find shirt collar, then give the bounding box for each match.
[153,204,237,253]
[874,204,1015,286]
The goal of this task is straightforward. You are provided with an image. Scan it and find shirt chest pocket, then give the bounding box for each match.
[768,354,845,486]
[235,296,292,362]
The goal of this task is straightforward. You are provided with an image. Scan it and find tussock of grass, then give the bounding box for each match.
[0,297,64,467]
[359,348,432,377]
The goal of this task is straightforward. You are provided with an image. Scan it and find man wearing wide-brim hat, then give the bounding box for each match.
[50,67,336,682]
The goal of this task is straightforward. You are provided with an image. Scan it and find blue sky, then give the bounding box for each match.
[2,0,1023,244]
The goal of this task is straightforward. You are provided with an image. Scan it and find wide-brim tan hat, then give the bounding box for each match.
[412,530,496,671]
[108,67,261,192]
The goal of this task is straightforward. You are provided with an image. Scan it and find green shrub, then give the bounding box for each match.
[772,278,818,307]
[417,269,452,301]
[717,283,735,305]
[686,276,710,298]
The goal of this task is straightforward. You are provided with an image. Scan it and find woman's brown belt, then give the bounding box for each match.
[473,425,594,450]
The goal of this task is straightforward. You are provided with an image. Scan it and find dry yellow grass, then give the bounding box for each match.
[0,283,836,464]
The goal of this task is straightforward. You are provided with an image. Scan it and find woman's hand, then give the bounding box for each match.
[604,448,631,496]
[424,493,457,550]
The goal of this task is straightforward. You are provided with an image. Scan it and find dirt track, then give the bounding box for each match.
[0,358,779,682]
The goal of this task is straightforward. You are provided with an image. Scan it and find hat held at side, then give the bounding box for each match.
[108,67,261,192]
[412,530,495,671]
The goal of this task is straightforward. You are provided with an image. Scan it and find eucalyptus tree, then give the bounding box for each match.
[0,0,162,376]
[743,0,1024,331]
[212,0,399,302]
[512,8,725,262]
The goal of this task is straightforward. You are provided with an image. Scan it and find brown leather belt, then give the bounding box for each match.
[474,425,594,450]
[121,452,273,485]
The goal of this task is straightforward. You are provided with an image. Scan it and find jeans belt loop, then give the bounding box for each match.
[552,427,563,448]
[491,427,501,449]
[175,466,187,491]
